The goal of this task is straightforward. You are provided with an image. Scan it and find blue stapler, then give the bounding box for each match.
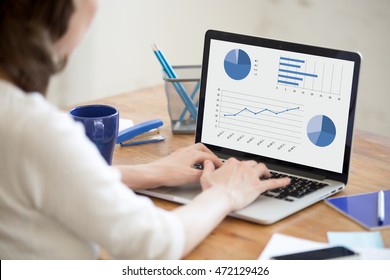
[116,118,165,146]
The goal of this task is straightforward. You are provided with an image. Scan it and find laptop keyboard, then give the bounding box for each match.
[193,163,329,202]
[263,171,329,202]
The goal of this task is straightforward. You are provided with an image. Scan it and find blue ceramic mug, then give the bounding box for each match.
[69,104,119,165]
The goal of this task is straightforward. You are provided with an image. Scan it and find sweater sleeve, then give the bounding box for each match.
[19,96,185,259]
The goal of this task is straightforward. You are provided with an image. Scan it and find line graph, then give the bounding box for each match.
[218,90,304,144]
[224,106,300,117]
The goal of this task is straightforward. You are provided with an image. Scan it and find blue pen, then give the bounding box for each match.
[152,45,198,119]
[378,190,385,225]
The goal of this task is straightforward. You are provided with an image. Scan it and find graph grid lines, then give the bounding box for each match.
[219,90,304,144]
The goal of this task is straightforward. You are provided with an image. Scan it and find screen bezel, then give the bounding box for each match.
[195,29,361,184]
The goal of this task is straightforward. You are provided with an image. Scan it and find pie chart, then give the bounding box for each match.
[224,49,251,80]
[307,115,336,147]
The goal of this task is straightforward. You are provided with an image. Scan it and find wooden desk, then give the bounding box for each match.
[93,85,390,259]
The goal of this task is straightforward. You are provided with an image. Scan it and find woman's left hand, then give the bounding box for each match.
[148,143,223,187]
[117,143,223,190]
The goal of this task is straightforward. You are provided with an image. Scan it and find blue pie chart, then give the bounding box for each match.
[307,115,336,147]
[224,49,251,80]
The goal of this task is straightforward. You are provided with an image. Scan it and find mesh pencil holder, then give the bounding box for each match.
[163,65,201,134]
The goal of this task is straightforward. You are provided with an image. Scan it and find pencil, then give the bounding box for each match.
[177,81,200,122]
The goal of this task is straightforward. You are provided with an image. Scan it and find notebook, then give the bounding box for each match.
[325,191,390,230]
[139,30,361,224]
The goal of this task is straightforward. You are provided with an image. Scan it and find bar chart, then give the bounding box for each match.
[277,56,344,95]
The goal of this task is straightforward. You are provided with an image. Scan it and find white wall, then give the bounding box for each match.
[47,0,390,137]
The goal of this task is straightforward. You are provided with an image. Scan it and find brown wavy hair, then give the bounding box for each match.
[0,0,75,94]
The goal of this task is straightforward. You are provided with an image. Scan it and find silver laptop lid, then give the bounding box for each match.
[195,30,361,184]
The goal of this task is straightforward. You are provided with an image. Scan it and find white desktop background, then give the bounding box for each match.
[47,0,390,137]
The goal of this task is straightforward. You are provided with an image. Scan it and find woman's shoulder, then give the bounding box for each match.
[0,79,92,159]
[0,79,53,119]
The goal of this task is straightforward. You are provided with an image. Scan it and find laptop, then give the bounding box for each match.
[139,30,361,224]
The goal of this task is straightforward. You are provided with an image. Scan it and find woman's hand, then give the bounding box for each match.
[117,143,223,190]
[200,158,290,212]
[148,143,223,187]
[174,157,290,257]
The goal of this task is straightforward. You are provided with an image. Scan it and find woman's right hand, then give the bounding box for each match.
[200,158,290,212]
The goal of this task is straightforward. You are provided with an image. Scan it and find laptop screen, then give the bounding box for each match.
[196,30,361,181]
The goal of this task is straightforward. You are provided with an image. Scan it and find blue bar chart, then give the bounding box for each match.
[278,57,318,87]
[277,56,344,95]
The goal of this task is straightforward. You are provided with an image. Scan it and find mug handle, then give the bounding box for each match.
[93,119,104,141]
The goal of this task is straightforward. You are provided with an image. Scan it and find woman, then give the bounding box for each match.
[0,0,289,259]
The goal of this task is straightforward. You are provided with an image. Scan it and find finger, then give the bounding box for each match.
[225,157,239,164]
[202,159,216,175]
[205,154,223,167]
[200,160,216,190]
[259,177,291,191]
[243,160,258,167]
[193,143,214,154]
[254,162,271,178]
[196,144,222,162]
[200,160,215,190]
[194,151,223,168]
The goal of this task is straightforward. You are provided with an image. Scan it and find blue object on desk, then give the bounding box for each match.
[177,80,200,123]
[325,190,390,230]
[116,118,165,146]
[152,44,198,119]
